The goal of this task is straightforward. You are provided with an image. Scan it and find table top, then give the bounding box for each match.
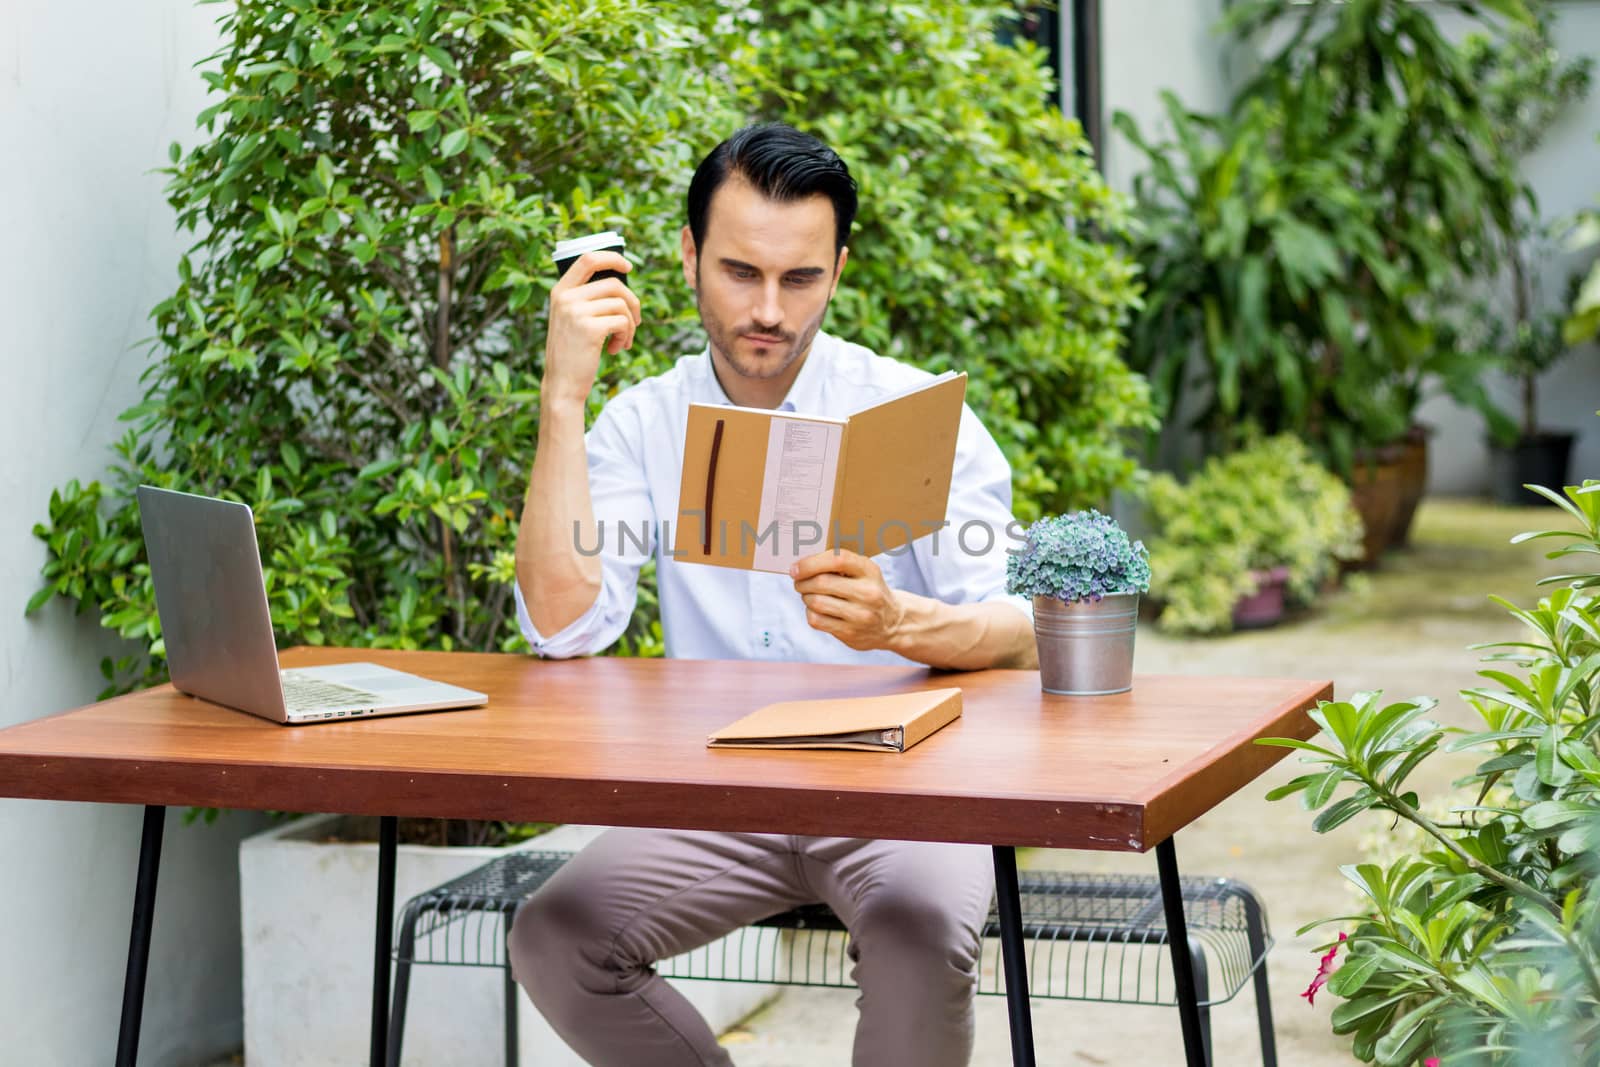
[0,648,1329,851]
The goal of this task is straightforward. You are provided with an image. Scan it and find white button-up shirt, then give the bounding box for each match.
[515,330,1029,665]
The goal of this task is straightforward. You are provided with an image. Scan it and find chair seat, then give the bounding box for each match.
[393,850,1271,1007]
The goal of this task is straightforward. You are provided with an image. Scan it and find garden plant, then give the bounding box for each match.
[1261,441,1600,1063]
[1121,0,1539,471]
[1006,509,1150,695]
[1145,435,1362,636]
[1005,509,1152,607]
[1456,9,1591,452]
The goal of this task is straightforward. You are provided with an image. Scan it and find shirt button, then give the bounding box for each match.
[762,630,771,647]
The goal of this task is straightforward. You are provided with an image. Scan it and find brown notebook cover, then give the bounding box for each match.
[706,687,963,753]
[673,372,967,570]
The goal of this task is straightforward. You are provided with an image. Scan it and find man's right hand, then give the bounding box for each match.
[542,251,642,407]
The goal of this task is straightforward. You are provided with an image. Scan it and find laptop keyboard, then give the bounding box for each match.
[281,673,384,714]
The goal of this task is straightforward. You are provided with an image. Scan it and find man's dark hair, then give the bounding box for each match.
[687,123,858,255]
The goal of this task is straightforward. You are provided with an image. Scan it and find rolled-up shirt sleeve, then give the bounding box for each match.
[515,397,656,658]
[909,403,1032,620]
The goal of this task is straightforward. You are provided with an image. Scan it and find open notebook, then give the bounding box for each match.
[706,688,963,753]
[673,371,967,572]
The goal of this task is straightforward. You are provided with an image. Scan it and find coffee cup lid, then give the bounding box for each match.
[552,231,626,263]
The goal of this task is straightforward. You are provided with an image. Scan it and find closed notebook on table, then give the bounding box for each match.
[706,688,963,753]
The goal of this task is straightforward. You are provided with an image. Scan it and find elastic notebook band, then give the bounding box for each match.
[704,419,724,556]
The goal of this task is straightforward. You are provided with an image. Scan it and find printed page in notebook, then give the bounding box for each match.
[750,414,843,573]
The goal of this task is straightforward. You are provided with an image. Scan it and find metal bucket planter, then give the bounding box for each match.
[1033,592,1138,695]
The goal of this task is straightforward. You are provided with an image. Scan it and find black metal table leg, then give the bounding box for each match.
[116,805,167,1067]
[992,845,1037,1067]
[371,816,398,1067]
[1157,837,1209,1067]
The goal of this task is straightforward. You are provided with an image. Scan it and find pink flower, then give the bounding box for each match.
[1301,932,1348,1006]
[1425,1060,1439,1067]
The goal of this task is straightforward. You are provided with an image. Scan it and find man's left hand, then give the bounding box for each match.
[790,549,905,651]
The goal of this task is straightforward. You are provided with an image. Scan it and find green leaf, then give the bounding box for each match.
[25,585,55,615]
[358,458,402,481]
[255,245,286,271]
[1327,952,1381,997]
[1305,767,1344,809]
[1314,792,1378,833]
[1372,996,1440,1064]
[1330,989,1410,1034]
[1535,724,1575,787]
[1255,736,1342,759]
[1272,217,1341,287]
[1265,774,1316,802]
[439,129,469,158]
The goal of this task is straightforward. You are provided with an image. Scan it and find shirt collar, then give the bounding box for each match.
[694,330,836,414]
[776,330,833,413]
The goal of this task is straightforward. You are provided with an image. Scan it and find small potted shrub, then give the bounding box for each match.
[1006,509,1151,695]
[1466,299,1585,506]
[1146,436,1363,636]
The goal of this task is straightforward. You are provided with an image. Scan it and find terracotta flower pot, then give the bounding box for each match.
[1232,566,1290,631]
[1345,447,1405,571]
[1388,425,1430,548]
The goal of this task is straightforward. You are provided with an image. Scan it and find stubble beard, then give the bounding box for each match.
[695,264,828,384]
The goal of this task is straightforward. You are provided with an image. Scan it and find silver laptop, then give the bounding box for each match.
[136,485,487,724]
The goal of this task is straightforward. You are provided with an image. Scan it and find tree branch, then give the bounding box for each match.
[1383,789,1561,918]
[368,257,434,349]
[432,224,468,645]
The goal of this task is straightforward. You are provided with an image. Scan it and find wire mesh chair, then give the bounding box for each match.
[388,851,1276,1067]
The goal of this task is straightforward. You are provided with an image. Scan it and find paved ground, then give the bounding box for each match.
[206,496,1568,1065]
[716,497,1570,1065]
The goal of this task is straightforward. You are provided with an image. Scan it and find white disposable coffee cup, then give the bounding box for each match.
[552,231,627,283]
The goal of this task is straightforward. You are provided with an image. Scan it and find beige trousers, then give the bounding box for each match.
[507,828,995,1066]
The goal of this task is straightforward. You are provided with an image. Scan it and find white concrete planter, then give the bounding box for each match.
[241,814,777,1066]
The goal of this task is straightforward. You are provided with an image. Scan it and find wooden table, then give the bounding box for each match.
[0,648,1329,1067]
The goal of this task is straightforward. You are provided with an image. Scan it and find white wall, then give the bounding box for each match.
[1,2,268,1064]
[1099,0,1237,474]
[1101,0,1600,492]
[1100,0,1234,195]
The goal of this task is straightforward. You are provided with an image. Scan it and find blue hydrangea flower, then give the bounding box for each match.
[1005,509,1151,604]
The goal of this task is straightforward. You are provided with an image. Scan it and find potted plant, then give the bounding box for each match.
[1465,296,1583,505]
[1454,17,1592,507]
[1121,0,1535,494]
[1145,436,1363,636]
[1006,510,1151,695]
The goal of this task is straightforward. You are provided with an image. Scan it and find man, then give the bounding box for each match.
[510,122,1036,1066]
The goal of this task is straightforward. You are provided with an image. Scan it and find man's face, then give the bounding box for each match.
[681,173,848,395]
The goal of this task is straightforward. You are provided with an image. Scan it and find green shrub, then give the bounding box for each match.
[737,0,1153,518]
[31,0,724,691]
[1262,459,1600,1063]
[1146,435,1362,635]
[28,0,1150,694]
